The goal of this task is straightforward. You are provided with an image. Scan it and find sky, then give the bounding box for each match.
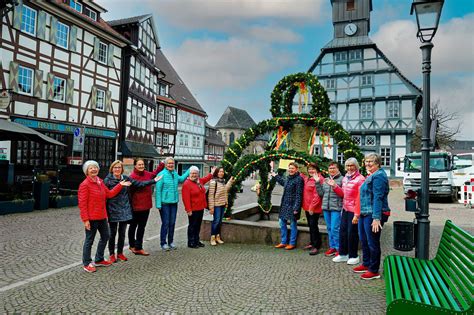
[97,0,474,140]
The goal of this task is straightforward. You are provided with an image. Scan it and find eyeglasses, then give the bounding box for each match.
[113,166,122,169]
[365,160,375,164]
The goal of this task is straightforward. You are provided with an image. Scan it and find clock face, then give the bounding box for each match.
[344,23,358,36]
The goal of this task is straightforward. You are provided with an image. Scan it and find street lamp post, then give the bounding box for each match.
[411,0,444,259]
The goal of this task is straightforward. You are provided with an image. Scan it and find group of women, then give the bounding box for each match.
[78,157,234,273]
[272,153,390,280]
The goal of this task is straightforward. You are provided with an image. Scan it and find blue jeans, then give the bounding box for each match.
[211,206,225,235]
[159,203,178,246]
[339,209,359,258]
[323,210,341,250]
[82,219,110,266]
[279,218,298,246]
[358,213,387,273]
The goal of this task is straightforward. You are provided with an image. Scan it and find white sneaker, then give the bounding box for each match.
[332,255,349,263]
[347,257,360,265]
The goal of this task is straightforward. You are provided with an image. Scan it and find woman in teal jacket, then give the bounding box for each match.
[155,157,190,250]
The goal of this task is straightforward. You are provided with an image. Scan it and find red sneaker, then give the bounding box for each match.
[94,260,112,267]
[117,253,128,261]
[109,254,117,263]
[83,263,96,273]
[274,243,288,249]
[324,248,337,256]
[353,265,369,273]
[360,271,381,280]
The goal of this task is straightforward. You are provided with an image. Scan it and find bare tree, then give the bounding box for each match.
[411,100,462,151]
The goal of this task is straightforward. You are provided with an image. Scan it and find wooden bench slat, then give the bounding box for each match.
[438,242,473,295]
[433,259,471,311]
[414,259,442,307]
[436,249,473,304]
[419,259,453,309]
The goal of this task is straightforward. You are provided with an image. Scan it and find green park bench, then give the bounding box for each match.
[384,220,473,314]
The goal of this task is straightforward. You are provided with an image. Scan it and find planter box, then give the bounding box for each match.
[33,181,51,210]
[49,195,78,208]
[0,199,35,215]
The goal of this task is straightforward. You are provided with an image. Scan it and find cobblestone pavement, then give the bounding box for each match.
[0,180,472,313]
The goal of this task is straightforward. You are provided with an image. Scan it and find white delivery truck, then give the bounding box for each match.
[452,153,474,203]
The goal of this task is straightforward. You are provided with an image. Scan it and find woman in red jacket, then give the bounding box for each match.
[300,163,325,255]
[181,166,214,248]
[78,160,131,273]
[128,158,164,256]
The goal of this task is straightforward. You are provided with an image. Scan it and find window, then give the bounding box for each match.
[70,0,82,12]
[334,52,347,63]
[330,105,337,120]
[366,135,376,146]
[380,148,391,166]
[53,77,66,102]
[360,102,373,119]
[326,79,336,90]
[56,21,69,49]
[352,136,361,146]
[184,135,189,146]
[346,0,355,11]
[229,132,235,144]
[163,134,168,146]
[387,101,400,118]
[197,137,200,147]
[84,6,97,21]
[98,41,108,64]
[337,151,344,164]
[349,50,362,60]
[158,106,164,121]
[361,75,373,86]
[131,106,137,127]
[159,83,167,96]
[192,136,196,147]
[18,66,33,95]
[135,62,141,81]
[96,89,105,110]
[137,108,142,128]
[21,5,37,36]
[179,134,184,146]
[156,132,162,146]
[146,111,151,131]
[165,108,171,122]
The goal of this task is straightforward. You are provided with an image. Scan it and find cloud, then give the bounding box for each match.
[372,13,474,77]
[166,37,296,90]
[246,25,302,44]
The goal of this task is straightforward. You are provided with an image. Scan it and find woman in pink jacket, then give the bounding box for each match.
[332,157,365,265]
[300,163,325,255]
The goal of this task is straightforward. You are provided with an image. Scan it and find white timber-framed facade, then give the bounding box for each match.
[0,0,128,171]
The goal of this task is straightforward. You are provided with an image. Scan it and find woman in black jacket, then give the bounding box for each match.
[104,160,160,262]
[271,162,304,250]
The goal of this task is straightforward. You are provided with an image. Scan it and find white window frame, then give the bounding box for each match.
[158,106,164,121]
[380,147,391,166]
[163,134,168,147]
[352,135,361,146]
[365,135,376,146]
[146,111,151,131]
[387,100,400,119]
[70,0,82,13]
[21,5,37,36]
[18,65,34,96]
[137,108,143,128]
[330,105,337,120]
[360,102,373,120]
[165,108,171,122]
[156,132,162,146]
[56,21,70,49]
[53,77,66,102]
[360,75,373,86]
[131,106,137,127]
[349,49,362,61]
[334,52,347,63]
[84,7,97,21]
[98,41,108,64]
[326,79,336,90]
[95,89,106,111]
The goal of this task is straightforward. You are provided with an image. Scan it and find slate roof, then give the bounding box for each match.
[215,107,256,129]
[107,14,151,27]
[323,35,374,49]
[205,123,226,146]
[155,49,206,116]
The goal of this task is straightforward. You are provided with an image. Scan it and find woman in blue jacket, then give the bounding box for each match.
[353,153,390,280]
[104,160,161,262]
[155,157,190,251]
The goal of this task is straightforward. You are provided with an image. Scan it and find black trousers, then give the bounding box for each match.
[108,221,128,255]
[339,209,359,258]
[128,210,150,250]
[187,210,204,247]
[305,211,322,249]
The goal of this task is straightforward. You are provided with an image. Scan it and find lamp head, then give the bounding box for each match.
[411,0,444,43]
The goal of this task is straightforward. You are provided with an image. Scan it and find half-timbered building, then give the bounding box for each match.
[155,49,206,175]
[0,0,128,170]
[308,0,422,177]
[204,122,226,173]
[108,14,166,170]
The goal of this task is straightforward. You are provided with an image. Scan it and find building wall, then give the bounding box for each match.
[175,109,205,166]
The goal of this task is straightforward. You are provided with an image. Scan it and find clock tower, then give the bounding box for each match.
[331,0,372,38]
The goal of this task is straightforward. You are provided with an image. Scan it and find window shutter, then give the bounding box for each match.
[34,70,43,98]
[37,11,47,40]
[50,16,58,45]
[107,43,114,67]
[69,25,78,52]
[91,86,97,109]
[105,90,112,113]
[13,0,23,30]
[66,79,74,104]
[9,62,18,93]
[46,73,54,100]
[93,37,100,61]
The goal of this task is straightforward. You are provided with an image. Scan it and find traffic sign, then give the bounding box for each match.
[73,127,85,152]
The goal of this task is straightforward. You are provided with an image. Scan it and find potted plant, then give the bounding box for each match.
[0,198,34,215]
[49,194,78,208]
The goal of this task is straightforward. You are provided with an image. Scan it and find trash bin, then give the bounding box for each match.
[33,181,51,210]
[393,221,414,251]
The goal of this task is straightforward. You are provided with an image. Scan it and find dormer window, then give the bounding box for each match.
[84,6,97,21]
[346,0,355,11]
[70,0,82,13]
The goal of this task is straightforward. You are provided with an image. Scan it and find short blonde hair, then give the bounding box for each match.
[365,153,382,166]
[109,160,123,174]
[345,157,360,170]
